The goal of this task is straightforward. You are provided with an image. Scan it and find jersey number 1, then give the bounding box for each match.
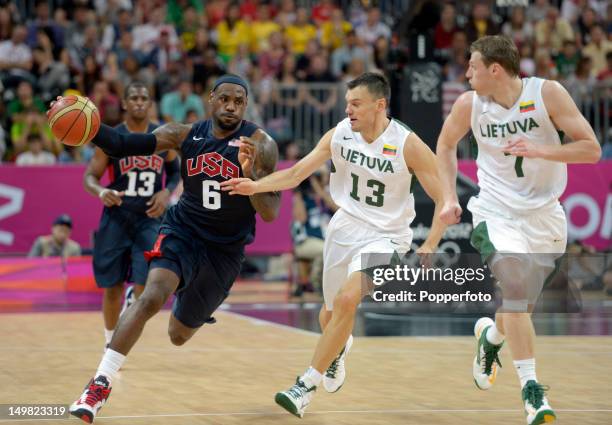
[504,153,524,178]
[349,173,385,207]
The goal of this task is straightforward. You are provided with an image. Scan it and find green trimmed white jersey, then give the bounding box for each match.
[470,77,567,212]
[329,117,415,237]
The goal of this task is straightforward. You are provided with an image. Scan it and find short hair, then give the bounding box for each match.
[346,72,390,103]
[123,81,148,99]
[470,35,520,77]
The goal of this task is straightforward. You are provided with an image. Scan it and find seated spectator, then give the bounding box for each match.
[320,8,352,51]
[434,3,458,57]
[582,25,612,77]
[0,5,14,42]
[250,4,281,53]
[564,56,596,106]
[0,24,33,87]
[355,7,391,45]
[291,166,337,296]
[191,47,226,94]
[555,40,581,80]
[526,0,550,24]
[284,7,317,55]
[26,0,65,52]
[576,7,599,47]
[89,80,121,124]
[16,134,56,166]
[161,81,205,122]
[312,0,335,25]
[147,28,182,73]
[32,45,70,103]
[214,3,250,62]
[101,7,132,54]
[258,32,287,79]
[330,30,370,78]
[464,1,500,43]
[535,6,575,55]
[501,6,533,50]
[28,214,81,258]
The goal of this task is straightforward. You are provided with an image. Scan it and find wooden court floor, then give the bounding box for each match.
[1,311,611,425]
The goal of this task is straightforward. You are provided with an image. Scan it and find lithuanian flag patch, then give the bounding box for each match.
[382,144,397,156]
[519,101,535,113]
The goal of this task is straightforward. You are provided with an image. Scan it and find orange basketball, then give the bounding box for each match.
[48,95,100,146]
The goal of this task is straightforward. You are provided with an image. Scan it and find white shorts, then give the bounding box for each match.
[322,209,412,311]
[468,196,567,304]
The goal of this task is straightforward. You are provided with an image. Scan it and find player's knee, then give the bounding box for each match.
[332,291,359,315]
[168,331,189,346]
[137,291,165,317]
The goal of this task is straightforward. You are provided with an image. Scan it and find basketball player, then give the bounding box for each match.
[84,82,180,350]
[221,72,447,418]
[62,74,281,423]
[436,36,601,425]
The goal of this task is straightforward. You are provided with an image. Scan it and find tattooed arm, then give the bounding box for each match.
[237,129,281,222]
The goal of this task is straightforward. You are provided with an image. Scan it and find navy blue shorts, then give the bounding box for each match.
[93,207,161,288]
[146,229,244,329]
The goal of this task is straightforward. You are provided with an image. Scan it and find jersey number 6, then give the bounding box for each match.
[202,180,221,209]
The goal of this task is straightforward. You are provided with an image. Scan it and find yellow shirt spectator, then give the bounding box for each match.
[320,20,352,51]
[251,21,281,53]
[285,24,317,55]
[216,20,251,61]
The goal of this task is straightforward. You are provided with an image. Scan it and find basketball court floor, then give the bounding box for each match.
[1,281,611,425]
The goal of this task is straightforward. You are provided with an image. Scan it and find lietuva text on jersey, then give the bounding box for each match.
[165,119,258,244]
[107,123,165,213]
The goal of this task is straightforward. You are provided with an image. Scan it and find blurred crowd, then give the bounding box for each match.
[0,0,610,164]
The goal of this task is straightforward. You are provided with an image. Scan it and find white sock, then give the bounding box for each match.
[486,323,505,345]
[104,328,114,345]
[300,366,323,388]
[96,349,126,381]
[514,358,537,388]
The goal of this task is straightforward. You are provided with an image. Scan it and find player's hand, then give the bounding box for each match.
[502,138,543,158]
[46,96,62,118]
[237,136,256,178]
[99,189,124,207]
[220,178,258,195]
[439,200,462,225]
[146,189,170,218]
[416,244,436,268]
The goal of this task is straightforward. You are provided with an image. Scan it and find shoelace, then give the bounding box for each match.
[523,382,550,410]
[287,380,312,399]
[84,384,108,407]
[326,358,339,378]
[481,341,503,375]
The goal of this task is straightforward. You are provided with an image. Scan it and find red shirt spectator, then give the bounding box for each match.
[312,0,335,25]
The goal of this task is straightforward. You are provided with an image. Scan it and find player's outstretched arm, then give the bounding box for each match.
[503,81,601,163]
[436,91,473,225]
[221,127,335,196]
[240,129,282,222]
[82,122,192,158]
[405,133,447,252]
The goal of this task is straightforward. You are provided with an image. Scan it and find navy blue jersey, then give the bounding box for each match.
[165,119,258,245]
[106,123,167,213]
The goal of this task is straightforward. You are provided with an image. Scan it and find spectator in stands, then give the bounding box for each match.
[250,3,281,53]
[434,2,458,57]
[296,39,321,80]
[320,8,352,51]
[291,166,337,296]
[312,0,336,25]
[258,31,287,79]
[527,0,550,24]
[564,56,596,106]
[7,80,56,156]
[582,25,612,76]
[0,24,33,82]
[464,1,499,43]
[177,6,200,52]
[501,7,533,50]
[167,0,205,29]
[69,24,103,72]
[597,51,612,81]
[160,80,205,122]
[148,28,182,73]
[555,39,581,80]
[133,6,178,55]
[214,3,250,62]
[576,7,599,47]
[0,5,14,41]
[355,7,391,45]
[76,54,102,97]
[535,6,575,55]
[16,134,56,165]
[342,57,366,83]
[191,46,226,94]
[285,7,317,55]
[26,0,64,53]
[101,7,132,54]
[187,28,216,70]
[534,49,559,80]
[65,4,93,60]
[228,43,253,77]
[277,0,297,27]
[28,214,81,258]
[520,43,536,76]
[205,0,227,28]
[444,30,469,81]
[31,44,70,103]
[90,80,121,123]
[330,29,370,79]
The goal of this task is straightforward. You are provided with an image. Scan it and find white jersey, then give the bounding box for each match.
[471,77,567,212]
[329,117,415,237]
